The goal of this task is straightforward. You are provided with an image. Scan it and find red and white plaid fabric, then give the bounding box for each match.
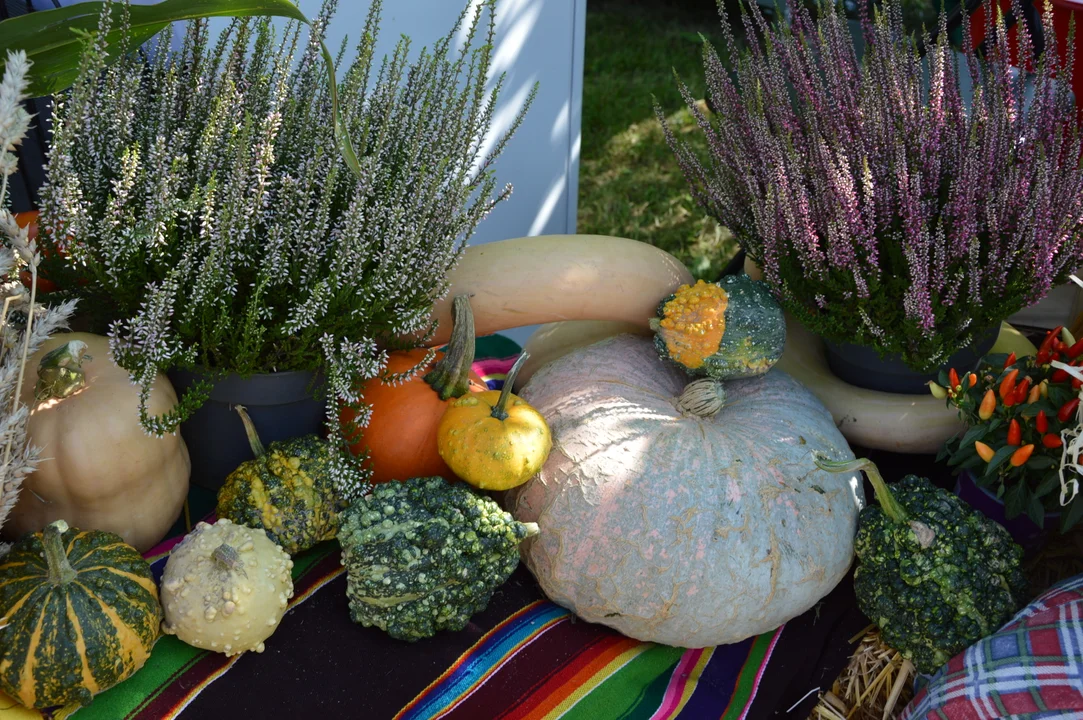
[901,574,1083,719]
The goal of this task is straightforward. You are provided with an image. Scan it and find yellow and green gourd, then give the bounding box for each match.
[0,520,161,709]
[216,406,343,555]
[437,353,552,491]
[651,274,786,380]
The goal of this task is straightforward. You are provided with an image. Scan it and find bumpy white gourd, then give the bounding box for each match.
[160,518,294,656]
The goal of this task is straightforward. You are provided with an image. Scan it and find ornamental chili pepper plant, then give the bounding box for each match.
[937,327,1083,531]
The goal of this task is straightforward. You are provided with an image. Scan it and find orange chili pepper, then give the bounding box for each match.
[978,389,997,420]
[999,368,1019,402]
[1027,384,1041,404]
[1007,418,1022,446]
[1010,444,1035,467]
[949,368,960,390]
[974,441,996,463]
[1043,433,1063,449]
[968,373,977,387]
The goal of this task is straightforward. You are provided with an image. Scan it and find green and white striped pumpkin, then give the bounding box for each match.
[0,520,161,709]
[508,334,864,647]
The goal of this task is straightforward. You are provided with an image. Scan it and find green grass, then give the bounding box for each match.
[577,1,739,281]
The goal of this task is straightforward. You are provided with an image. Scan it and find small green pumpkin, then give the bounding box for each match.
[216,406,343,555]
[0,520,161,709]
[651,274,785,380]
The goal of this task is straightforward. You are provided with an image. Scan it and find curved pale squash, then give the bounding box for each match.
[508,334,865,648]
[419,235,694,347]
[520,317,1036,454]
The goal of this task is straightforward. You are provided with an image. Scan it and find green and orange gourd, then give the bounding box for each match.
[0,521,161,709]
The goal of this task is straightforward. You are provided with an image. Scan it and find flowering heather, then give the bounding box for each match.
[660,0,1083,371]
[37,0,533,499]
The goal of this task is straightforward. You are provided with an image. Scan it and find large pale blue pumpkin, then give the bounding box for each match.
[507,334,865,648]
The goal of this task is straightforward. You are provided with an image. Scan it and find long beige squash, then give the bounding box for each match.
[518,315,1038,454]
[421,235,694,347]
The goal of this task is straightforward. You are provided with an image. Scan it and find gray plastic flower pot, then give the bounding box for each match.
[823,326,1000,395]
[168,369,327,491]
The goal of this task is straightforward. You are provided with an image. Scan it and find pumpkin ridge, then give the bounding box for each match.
[77,583,154,667]
[76,566,159,596]
[70,542,129,567]
[15,594,49,708]
[64,595,101,697]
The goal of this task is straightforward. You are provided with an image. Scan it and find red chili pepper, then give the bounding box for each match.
[1007,418,1022,446]
[1014,377,1032,405]
[1010,444,1035,467]
[999,368,1019,401]
[1054,352,1063,361]
[1043,433,1063,449]
[978,389,996,420]
[1003,352,1017,369]
[1058,397,1080,423]
[1037,349,1052,365]
[1075,378,1083,391]
[1058,341,1071,354]
[1068,338,1083,359]
[949,368,960,390]
[1037,410,1049,433]
[1040,327,1063,353]
[1052,368,1070,383]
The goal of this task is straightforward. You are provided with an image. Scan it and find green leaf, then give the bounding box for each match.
[1025,489,1047,528]
[984,444,1017,477]
[1004,481,1027,519]
[0,0,362,178]
[1027,455,1057,470]
[1035,471,1063,497]
[958,424,989,449]
[1060,496,1083,532]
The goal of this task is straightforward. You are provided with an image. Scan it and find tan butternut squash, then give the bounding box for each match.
[420,235,694,347]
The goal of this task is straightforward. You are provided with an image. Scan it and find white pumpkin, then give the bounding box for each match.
[160,519,294,656]
[506,334,865,647]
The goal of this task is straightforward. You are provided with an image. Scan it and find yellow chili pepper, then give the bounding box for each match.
[974,441,995,463]
[978,389,996,420]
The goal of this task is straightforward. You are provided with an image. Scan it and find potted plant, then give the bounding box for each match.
[937,325,1083,550]
[659,0,1083,394]
[33,0,534,494]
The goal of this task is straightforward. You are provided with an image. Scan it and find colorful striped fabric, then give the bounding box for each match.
[394,601,782,720]
[0,348,818,720]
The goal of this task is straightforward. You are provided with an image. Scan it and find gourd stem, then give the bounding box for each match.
[212,543,242,572]
[42,520,77,586]
[521,522,540,538]
[813,455,908,524]
[424,295,476,401]
[676,378,726,417]
[34,340,91,401]
[491,353,529,421]
[234,405,266,458]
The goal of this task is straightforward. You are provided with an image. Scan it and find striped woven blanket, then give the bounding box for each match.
[0,346,864,719]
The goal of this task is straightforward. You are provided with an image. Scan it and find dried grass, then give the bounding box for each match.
[809,626,915,720]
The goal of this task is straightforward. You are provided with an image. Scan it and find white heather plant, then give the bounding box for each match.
[37,0,534,499]
[0,50,76,553]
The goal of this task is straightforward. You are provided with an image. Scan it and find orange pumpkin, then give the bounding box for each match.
[341,295,486,483]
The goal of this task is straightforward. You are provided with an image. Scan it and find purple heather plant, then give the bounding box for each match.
[660,0,1083,371]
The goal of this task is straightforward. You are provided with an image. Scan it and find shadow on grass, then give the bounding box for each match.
[578,3,740,281]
